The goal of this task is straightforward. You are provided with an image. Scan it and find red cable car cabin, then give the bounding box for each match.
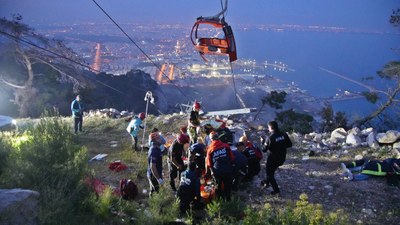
[191,17,237,62]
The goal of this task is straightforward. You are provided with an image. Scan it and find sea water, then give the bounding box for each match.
[235,29,400,119]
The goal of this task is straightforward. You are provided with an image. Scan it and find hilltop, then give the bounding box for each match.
[76,113,400,224]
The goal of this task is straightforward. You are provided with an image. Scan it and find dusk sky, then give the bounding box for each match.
[1,0,399,31]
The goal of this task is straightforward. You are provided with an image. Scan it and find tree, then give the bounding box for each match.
[320,105,348,132]
[276,109,314,134]
[254,90,286,120]
[0,16,87,117]
[351,9,400,128]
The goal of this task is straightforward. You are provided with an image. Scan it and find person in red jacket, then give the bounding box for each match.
[261,121,292,195]
[206,131,235,201]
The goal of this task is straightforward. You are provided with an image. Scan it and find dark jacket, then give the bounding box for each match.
[206,140,235,176]
[263,130,292,166]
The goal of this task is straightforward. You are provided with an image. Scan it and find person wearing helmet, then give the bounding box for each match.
[148,128,166,153]
[236,138,261,182]
[126,112,146,151]
[188,101,202,144]
[205,131,235,201]
[168,133,190,192]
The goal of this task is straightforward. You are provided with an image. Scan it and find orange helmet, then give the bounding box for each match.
[138,112,146,120]
[193,101,201,110]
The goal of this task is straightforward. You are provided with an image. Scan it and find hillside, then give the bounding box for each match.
[74,114,399,224]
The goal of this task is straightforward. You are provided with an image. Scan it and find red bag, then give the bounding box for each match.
[120,178,138,200]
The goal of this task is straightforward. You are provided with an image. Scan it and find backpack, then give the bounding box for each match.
[120,178,138,200]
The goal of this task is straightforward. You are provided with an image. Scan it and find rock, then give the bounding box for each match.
[348,127,361,136]
[376,130,400,144]
[361,127,374,136]
[367,132,378,148]
[308,186,315,190]
[324,185,333,192]
[393,141,400,149]
[346,133,362,146]
[361,208,374,216]
[330,128,347,143]
[355,154,363,160]
[313,133,323,142]
[0,189,40,225]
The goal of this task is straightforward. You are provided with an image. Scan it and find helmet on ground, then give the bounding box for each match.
[177,133,190,144]
[193,101,201,110]
[138,112,146,120]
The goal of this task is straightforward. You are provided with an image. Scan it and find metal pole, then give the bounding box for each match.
[141,91,152,151]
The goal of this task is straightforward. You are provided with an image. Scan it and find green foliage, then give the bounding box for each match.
[276,109,314,134]
[390,8,400,26]
[202,197,245,225]
[242,194,349,225]
[0,133,12,177]
[320,105,348,132]
[262,91,287,109]
[362,92,379,104]
[142,187,180,225]
[377,61,400,80]
[0,114,90,225]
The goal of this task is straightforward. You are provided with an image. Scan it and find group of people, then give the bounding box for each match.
[142,102,293,214]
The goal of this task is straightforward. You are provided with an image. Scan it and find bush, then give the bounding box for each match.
[0,115,89,225]
[0,133,12,177]
[203,197,245,225]
[242,193,349,225]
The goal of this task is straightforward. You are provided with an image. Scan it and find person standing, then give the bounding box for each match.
[71,95,84,134]
[168,133,190,192]
[147,133,166,196]
[126,112,146,151]
[206,131,235,201]
[188,101,202,144]
[261,121,292,195]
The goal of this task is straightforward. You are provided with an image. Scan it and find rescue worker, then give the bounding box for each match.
[148,128,166,153]
[189,137,206,177]
[168,133,190,192]
[238,136,262,181]
[177,162,201,214]
[126,112,146,151]
[261,121,292,195]
[206,131,235,201]
[147,132,166,196]
[231,143,248,191]
[71,95,84,134]
[188,101,202,144]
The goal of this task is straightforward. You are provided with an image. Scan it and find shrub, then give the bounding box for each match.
[0,133,12,177]
[241,193,349,225]
[0,115,89,225]
[203,197,245,225]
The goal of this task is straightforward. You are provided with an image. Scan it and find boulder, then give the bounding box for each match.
[348,127,361,136]
[393,141,400,150]
[376,130,400,144]
[361,127,374,137]
[0,189,39,225]
[346,133,361,146]
[330,128,347,143]
[313,133,323,142]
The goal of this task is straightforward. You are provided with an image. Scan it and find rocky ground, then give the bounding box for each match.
[239,149,400,225]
